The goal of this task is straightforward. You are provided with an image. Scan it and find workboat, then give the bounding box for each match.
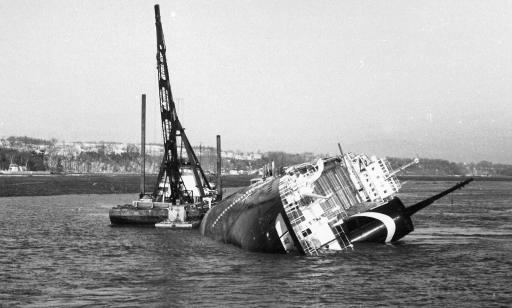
[200,155,472,255]
[154,207,202,229]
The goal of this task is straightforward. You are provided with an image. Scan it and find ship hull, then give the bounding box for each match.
[200,178,286,253]
[201,190,415,253]
[344,197,414,243]
[200,158,472,255]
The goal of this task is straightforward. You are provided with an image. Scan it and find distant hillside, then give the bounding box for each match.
[1,135,512,177]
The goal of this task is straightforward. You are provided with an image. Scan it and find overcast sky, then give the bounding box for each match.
[1,1,511,163]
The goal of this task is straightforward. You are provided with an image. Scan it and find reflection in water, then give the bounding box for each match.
[1,181,511,306]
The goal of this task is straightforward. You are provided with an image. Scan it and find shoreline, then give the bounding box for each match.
[1,174,510,198]
[0,174,252,197]
[398,175,512,181]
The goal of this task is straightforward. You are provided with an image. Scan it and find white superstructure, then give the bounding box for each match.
[275,153,418,255]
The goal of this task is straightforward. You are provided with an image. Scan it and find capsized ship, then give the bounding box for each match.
[200,154,472,255]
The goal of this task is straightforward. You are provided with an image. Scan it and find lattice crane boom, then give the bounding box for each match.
[153,4,209,203]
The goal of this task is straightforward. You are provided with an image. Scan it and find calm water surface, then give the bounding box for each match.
[1,181,511,307]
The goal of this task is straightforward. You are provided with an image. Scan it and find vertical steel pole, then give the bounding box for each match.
[216,135,222,200]
[140,94,146,197]
[337,142,344,157]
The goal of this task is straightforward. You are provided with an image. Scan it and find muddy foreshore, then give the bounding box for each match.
[0,174,253,197]
[1,174,509,197]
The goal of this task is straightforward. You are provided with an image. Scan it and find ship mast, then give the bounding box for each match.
[153,4,210,204]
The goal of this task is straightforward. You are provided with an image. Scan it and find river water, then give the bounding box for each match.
[1,180,510,307]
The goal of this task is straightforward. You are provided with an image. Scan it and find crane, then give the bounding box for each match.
[153,4,211,204]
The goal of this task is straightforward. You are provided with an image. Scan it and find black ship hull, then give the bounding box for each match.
[343,197,414,243]
[200,184,413,252]
[200,178,286,253]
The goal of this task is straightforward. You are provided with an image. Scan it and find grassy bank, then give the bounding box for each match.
[1,173,509,198]
[0,174,255,197]
[398,175,512,182]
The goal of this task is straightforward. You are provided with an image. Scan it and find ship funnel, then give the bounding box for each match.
[405,178,473,216]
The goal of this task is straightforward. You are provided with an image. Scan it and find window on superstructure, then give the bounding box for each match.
[289,210,299,220]
[301,228,312,237]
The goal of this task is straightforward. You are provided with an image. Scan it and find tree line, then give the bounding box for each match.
[1,136,512,176]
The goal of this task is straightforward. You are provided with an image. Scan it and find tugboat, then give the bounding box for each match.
[200,154,472,254]
[109,5,218,228]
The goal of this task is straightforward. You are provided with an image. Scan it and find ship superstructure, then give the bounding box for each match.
[272,156,420,254]
[344,153,419,203]
[276,158,359,253]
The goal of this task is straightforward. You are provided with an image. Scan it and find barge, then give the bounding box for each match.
[109,5,218,227]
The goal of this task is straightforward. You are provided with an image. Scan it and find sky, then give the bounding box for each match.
[1,0,511,163]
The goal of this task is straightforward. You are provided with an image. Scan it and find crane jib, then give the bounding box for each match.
[152,4,208,204]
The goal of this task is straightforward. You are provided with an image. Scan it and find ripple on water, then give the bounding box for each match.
[1,183,511,307]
